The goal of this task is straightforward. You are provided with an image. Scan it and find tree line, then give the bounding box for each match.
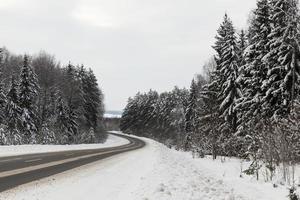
[121,0,300,184]
[0,49,105,145]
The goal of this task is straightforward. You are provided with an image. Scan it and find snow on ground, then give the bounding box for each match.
[0,133,296,200]
[0,134,129,158]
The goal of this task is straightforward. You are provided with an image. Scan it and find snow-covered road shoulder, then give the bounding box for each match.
[0,133,129,158]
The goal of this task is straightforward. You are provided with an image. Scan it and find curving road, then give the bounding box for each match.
[0,133,145,192]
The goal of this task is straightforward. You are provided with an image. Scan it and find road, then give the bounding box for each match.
[0,133,145,192]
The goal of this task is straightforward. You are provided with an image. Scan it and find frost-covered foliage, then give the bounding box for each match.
[0,49,105,145]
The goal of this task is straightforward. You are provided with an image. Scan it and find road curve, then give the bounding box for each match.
[0,133,145,192]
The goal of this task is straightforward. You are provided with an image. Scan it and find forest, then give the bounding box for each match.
[0,49,105,145]
[120,0,300,185]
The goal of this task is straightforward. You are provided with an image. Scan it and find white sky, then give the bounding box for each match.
[0,0,256,111]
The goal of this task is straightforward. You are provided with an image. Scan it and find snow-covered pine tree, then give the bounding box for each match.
[59,63,82,143]
[238,0,271,121]
[55,95,69,144]
[66,105,78,143]
[169,87,189,147]
[19,55,39,144]
[210,14,242,156]
[62,63,83,110]
[236,0,272,159]
[217,15,241,135]
[76,65,87,128]
[82,68,104,132]
[196,15,236,158]
[120,97,136,133]
[121,93,147,135]
[0,49,7,124]
[5,75,22,144]
[237,30,248,67]
[198,82,220,159]
[152,91,173,139]
[184,79,198,151]
[140,90,159,135]
[262,0,300,118]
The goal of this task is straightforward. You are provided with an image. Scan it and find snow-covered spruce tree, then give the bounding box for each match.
[31,52,60,136]
[262,0,300,118]
[184,79,198,151]
[61,64,83,111]
[151,91,174,141]
[120,92,149,135]
[236,0,272,160]
[199,61,225,158]
[81,68,104,134]
[66,105,79,144]
[19,55,39,144]
[198,82,221,159]
[259,0,300,181]
[60,63,81,143]
[217,15,241,132]
[196,14,236,158]
[188,75,210,157]
[54,95,69,144]
[139,90,159,136]
[239,0,300,181]
[169,87,189,148]
[212,14,242,156]
[120,97,136,133]
[0,49,7,124]
[237,30,248,67]
[76,65,87,130]
[4,75,22,145]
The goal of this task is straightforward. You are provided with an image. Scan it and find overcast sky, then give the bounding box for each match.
[0,0,256,111]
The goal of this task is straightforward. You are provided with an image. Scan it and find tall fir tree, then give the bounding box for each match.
[0,49,7,123]
[5,75,21,144]
[235,0,272,159]
[262,0,300,118]
[197,14,237,158]
[19,55,39,144]
[184,79,198,150]
[214,14,241,133]
[237,30,248,67]
[238,0,271,125]
[66,105,78,143]
[55,95,69,144]
[82,68,104,131]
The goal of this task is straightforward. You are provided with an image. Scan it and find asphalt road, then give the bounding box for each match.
[0,133,145,192]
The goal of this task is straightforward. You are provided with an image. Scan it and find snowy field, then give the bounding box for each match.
[0,134,129,158]
[0,132,298,200]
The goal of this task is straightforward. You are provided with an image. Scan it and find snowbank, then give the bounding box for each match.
[0,133,297,200]
[0,134,129,158]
